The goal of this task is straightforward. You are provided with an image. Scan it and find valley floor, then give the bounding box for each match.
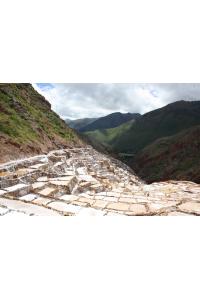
[0,147,200,216]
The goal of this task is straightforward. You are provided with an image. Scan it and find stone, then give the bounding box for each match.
[38,187,56,197]
[30,163,48,170]
[63,171,75,176]
[93,200,108,209]
[15,168,35,176]
[37,176,48,182]
[0,197,60,216]
[129,204,147,215]
[78,175,98,183]
[48,201,82,214]
[32,182,47,190]
[59,194,79,202]
[178,202,200,214]
[5,183,30,197]
[19,193,38,202]
[167,211,190,216]
[72,200,89,207]
[103,196,119,202]
[33,197,53,206]
[119,197,137,203]
[76,197,95,206]
[107,202,130,211]
[49,176,77,192]
[148,202,177,212]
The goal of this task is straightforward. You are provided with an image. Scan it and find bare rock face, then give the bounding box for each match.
[0,146,200,216]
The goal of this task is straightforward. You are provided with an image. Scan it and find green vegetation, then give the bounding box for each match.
[85,100,200,156]
[112,101,200,154]
[66,117,98,130]
[0,84,81,148]
[80,112,140,132]
[133,125,200,183]
[84,100,200,184]
[84,119,135,148]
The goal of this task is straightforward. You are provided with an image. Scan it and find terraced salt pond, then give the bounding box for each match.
[0,146,200,216]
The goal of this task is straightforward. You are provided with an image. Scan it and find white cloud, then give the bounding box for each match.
[33,83,200,119]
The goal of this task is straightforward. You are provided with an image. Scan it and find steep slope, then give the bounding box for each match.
[0,83,84,163]
[79,112,141,132]
[133,125,200,183]
[112,100,200,153]
[65,117,98,130]
[84,119,136,150]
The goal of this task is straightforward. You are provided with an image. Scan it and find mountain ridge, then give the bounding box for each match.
[65,117,98,130]
[79,112,141,132]
[133,125,200,183]
[83,100,200,184]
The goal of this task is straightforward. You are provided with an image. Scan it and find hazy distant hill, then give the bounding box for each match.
[0,84,84,162]
[65,117,98,130]
[79,112,141,132]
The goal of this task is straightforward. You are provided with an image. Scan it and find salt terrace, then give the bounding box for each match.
[0,146,200,216]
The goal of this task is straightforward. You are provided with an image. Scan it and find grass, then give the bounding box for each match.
[84,119,135,148]
[0,85,78,145]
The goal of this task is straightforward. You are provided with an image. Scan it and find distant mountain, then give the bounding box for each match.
[111,100,200,154]
[133,125,200,183]
[0,84,84,163]
[79,112,141,132]
[84,119,136,149]
[84,100,200,184]
[65,117,98,130]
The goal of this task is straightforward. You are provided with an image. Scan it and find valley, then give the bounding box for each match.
[68,100,200,184]
[0,83,200,216]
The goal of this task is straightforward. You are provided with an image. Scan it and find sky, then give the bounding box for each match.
[33,83,200,120]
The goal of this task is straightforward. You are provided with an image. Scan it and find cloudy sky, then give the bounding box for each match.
[33,83,200,120]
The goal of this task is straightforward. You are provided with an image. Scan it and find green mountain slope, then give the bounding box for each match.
[65,117,98,130]
[133,125,200,183]
[84,119,135,149]
[112,100,200,154]
[84,100,200,184]
[80,112,141,132]
[0,83,84,162]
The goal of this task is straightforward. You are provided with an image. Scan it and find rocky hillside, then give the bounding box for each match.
[0,83,84,163]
